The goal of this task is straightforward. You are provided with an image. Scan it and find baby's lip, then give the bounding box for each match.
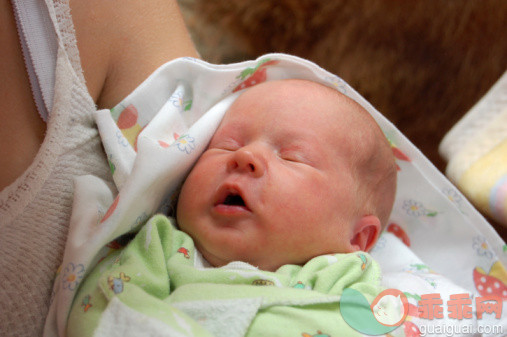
[213,184,252,214]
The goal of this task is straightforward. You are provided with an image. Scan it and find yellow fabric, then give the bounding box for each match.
[459,139,507,220]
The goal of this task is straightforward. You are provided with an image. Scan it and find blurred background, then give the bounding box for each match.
[179,0,507,237]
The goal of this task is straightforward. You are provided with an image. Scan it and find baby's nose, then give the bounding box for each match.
[228,147,265,177]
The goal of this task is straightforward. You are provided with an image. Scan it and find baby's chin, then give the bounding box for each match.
[198,246,281,272]
[190,232,313,271]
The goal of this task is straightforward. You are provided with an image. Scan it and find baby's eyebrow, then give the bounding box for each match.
[216,120,244,137]
[278,140,310,151]
[282,133,322,152]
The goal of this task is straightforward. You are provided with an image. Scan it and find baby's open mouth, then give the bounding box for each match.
[223,193,246,207]
[214,187,251,214]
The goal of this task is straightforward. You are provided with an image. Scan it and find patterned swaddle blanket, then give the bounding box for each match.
[44,54,506,337]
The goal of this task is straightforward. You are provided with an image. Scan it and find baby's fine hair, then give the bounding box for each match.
[311,80,398,227]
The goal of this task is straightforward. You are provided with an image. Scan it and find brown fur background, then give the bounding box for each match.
[179,0,507,237]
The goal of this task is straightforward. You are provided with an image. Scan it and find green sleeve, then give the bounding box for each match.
[66,214,212,337]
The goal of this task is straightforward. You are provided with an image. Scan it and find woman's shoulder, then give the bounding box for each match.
[0,0,198,192]
[70,0,199,109]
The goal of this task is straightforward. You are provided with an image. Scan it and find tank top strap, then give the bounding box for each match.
[11,0,58,122]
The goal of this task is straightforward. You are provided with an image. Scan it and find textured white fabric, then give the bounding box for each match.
[438,71,507,226]
[95,298,193,337]
[173,298,262,337]
[0,1,113,336]
[440,71,507,181]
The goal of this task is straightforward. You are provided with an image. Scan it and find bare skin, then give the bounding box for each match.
[0,0,45,190]
[0,0,198,191]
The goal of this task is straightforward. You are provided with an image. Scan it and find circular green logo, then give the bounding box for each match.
[341,288,409,335]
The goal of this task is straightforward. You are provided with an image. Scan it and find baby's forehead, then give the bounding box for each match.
[237,79,351,105]
[235,82,372,134]
[228,79,367,122]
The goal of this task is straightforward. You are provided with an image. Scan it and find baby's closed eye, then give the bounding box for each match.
[277,143,317,166]
[279,150,307,163]
[208,138,241,151]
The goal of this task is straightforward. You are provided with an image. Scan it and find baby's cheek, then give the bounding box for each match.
[176,180,204,228]
[279,190,317,222]
[178,159,214,208]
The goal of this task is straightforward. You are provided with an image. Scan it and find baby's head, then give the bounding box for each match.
[177,79,397,271]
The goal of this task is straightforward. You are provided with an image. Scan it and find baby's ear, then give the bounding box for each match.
[350,215,381,252]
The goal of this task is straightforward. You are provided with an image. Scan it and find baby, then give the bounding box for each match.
[177,78,397,271]
[67,79,397,336]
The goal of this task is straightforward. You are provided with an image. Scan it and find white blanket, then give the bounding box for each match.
[45,54,506,336]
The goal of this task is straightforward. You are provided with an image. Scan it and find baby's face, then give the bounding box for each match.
[177,80,371,271]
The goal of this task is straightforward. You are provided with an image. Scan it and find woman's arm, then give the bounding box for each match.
[71,0,199,109]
